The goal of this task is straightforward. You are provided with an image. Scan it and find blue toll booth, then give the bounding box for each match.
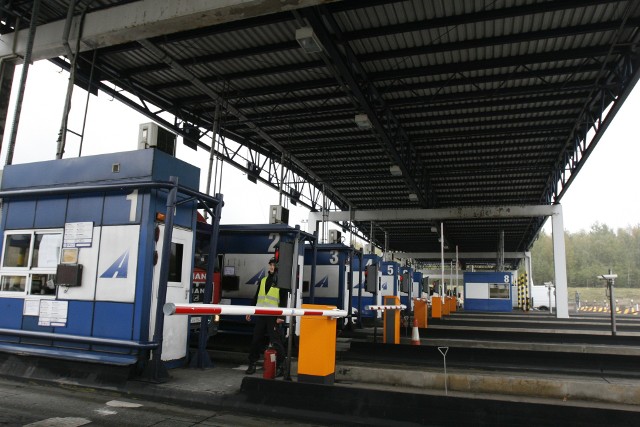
[302,243,351,309]
[0,149,221,373]
[463,271,514,312]
[381,260,400,299]
[398,266,414,310]
[413,271,424,298]
[352,254,382,320]
[215,224,313,333]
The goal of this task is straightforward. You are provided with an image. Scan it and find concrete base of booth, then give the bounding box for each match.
[298,372,335,385]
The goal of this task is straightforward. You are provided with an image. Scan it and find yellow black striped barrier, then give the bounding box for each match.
[578,306,639,315]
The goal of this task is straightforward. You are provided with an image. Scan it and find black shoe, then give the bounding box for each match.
[245,364,256,375]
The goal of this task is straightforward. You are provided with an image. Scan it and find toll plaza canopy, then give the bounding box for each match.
[1,0,639,269]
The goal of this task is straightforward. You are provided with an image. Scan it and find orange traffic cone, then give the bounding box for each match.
[411,318,420,345]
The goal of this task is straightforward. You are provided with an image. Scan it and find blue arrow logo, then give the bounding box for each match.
[314,275,329,288]
[246,268,266,285]
[100,250,129,278]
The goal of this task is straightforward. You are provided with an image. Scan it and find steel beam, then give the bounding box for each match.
[308,205,561,234]
[0,0,343,61]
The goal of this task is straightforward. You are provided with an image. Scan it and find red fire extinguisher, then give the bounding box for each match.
[263,344,277,379]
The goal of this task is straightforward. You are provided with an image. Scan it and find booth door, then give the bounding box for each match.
[150,226,193,362]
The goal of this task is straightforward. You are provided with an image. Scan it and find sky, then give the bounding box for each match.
[1,60,639,236]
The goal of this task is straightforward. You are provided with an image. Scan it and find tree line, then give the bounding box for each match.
[530,223,640,287]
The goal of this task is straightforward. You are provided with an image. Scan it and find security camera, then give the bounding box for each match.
[598,274,618,280]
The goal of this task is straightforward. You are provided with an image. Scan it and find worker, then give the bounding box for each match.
[245,257,287,376]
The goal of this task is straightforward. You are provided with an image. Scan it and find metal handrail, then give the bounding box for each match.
[0,327,158,350]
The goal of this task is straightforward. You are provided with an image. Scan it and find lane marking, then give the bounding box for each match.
[106,400,142,408]
[24,418,91,427]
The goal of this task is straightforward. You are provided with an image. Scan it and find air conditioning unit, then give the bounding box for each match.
[269,205,289,224]
[138,123,176,156]
[329,230,341,244]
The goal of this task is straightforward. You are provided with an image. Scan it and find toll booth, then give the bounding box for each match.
[413,271,424,297]
[381,260,400,299]
[0,149,220,370]
[302,243,351,311]
[463,271,513,312]
[352,254,382,320]
[398,266,414,311]
[215,224,313,333]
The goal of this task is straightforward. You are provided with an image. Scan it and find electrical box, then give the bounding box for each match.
[269,205,289,225]
[328,230,341,244]
[276,241,296,290]
[138,122,176,156]
[56,264,83,287]
[366,264,378,293]
[401,272,411,293]
[247,161,260,183]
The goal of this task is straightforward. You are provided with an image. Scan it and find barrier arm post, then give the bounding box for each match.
[194,194,223,369]
[366,303,407,344]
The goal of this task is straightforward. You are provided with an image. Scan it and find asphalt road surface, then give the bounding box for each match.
[0,377,325,427]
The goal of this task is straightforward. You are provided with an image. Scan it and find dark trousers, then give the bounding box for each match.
[248,316,285,365]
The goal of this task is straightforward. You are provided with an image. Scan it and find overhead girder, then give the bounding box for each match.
[177,51,615,106]
[49,57,345,218]
[542,48,640,204]
[236,82,595,120]
[140,17,635,92]
[242,112,577,140]
[226,104,585,131]
[0,0,346,61]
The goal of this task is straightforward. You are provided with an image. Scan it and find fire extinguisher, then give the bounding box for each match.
[263,344,277,379]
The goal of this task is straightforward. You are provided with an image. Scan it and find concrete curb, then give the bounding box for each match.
[336,364,640,406]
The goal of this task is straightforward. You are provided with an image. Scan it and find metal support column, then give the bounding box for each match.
[194,194,224,369]
[144,176,178,382]
[551,205,569,318]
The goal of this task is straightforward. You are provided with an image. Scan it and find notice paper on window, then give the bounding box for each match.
[38,300,68,327]
[23,299,40,316]
[63,221,94,248]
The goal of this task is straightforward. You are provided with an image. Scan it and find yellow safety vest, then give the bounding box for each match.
[257,276,280,307]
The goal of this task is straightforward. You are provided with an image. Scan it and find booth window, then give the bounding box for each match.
[168,242,184,283]
[489,283,510,299]
[0,230,62,296]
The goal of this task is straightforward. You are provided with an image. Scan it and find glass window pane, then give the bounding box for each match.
[3,234,31,267]
[33,234,63,268]
[0,275,26,292]
[169,243,183,282]
[489,283,510,299]
[29,274,56,296]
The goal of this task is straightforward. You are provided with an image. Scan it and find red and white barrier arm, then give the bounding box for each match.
[163,303,348,318]
[366,304,407,311]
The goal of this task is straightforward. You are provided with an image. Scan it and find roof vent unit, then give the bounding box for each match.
[354,113,372,129]
[247,162,260,183]
[138,123,176,156]
[329,230,342,244]
[181,123,199,151]
[295,26,323,54]
[269,205,289,225]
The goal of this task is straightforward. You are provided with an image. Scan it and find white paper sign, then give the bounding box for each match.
[37,234,63,267]
[23,299,41,316]
[63,222,94,248]
[38,300,68,327]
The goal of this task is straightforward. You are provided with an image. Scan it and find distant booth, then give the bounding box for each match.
[302,242,359,328]
[351,254,382,322]
[0,149,222,374]
[463,271,514,312]
[214,224,313,334]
